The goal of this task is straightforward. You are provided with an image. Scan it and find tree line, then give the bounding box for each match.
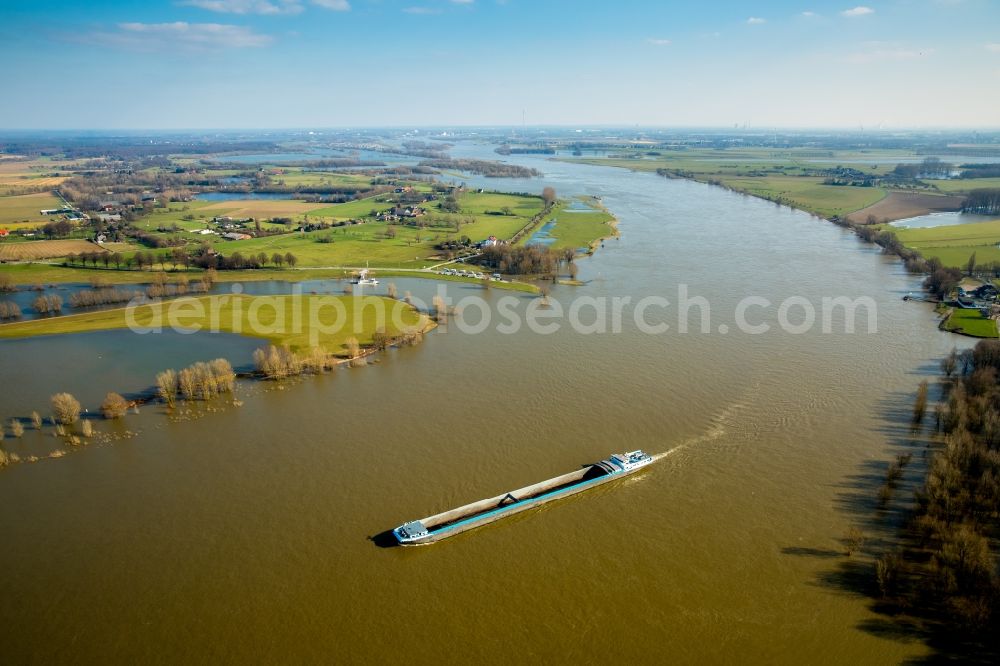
[963,189,1000,215]
[478,244,574,276]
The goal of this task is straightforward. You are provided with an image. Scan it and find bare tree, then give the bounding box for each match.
[913,380,929,425]
[541,186,557,207]
[942,348,958,378]
[156,369,178,406]
[844,527,865,556]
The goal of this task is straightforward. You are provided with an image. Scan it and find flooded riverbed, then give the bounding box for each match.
[0,155,969,663]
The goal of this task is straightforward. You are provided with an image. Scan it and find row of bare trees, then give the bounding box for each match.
[155,359,235,407]
[33,294,63,314]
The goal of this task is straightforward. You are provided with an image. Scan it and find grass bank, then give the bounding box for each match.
[0,294,431,354]
[941,307,999,338]
[0,262,539,292]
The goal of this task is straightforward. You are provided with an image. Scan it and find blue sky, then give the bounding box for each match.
[1,0,998,129]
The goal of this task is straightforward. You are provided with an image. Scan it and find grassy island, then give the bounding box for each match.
[0,294,431,354]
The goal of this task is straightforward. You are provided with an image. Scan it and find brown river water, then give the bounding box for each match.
[0,157,972,663]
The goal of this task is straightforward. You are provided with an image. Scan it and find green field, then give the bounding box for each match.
[929,178,1000,194]
[943,307,998,338]
[533,206,618,252]
[890,218,1000,267]
[0,192,64,226]
[714,176,887,218]
[0,294,430,353]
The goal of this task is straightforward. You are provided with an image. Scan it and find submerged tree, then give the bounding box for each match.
[100,392,129,420]
[156,369,178,407]
[913,380,929,425]
[844,527,865,557]
[50,393,81,426]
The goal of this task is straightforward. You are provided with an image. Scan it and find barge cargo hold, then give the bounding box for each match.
[392,450,654,545]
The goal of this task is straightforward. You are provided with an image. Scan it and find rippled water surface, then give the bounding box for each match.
[0,153,971,663]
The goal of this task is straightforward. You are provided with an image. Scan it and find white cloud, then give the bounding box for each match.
[844,45,931,64]
[181,0,303,14]
[647,38,671,46]
[403,6,442,13]
[841,6,874,17]
[95,22,273,51]
[747,17,766,24]
[451,0,475,4]
[310,0,350,9]
[801,11,818,17]
[987,43,1000,53]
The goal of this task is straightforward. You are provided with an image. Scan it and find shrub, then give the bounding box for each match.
[9,419,24,438]
[0,448,20,468]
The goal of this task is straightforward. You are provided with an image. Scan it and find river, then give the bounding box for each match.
[0,151,969,663]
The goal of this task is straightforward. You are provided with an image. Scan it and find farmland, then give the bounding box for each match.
[0,157,75,195]
[714,175,886,218]
[200,199,329,219]
[0,192,65,226]
[888,218,1000,268]
[0,239,105,261]
[129,189,548,269]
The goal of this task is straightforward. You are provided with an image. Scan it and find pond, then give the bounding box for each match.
[889,211,998,229]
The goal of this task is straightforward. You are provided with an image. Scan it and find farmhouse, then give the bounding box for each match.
[221,232,252,241]
[392,206,425,218]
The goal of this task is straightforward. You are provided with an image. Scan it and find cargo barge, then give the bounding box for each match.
[392,450,654,545]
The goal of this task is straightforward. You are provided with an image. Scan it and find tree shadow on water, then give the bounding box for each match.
[780,546,841,559]
[779,385,968,661]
